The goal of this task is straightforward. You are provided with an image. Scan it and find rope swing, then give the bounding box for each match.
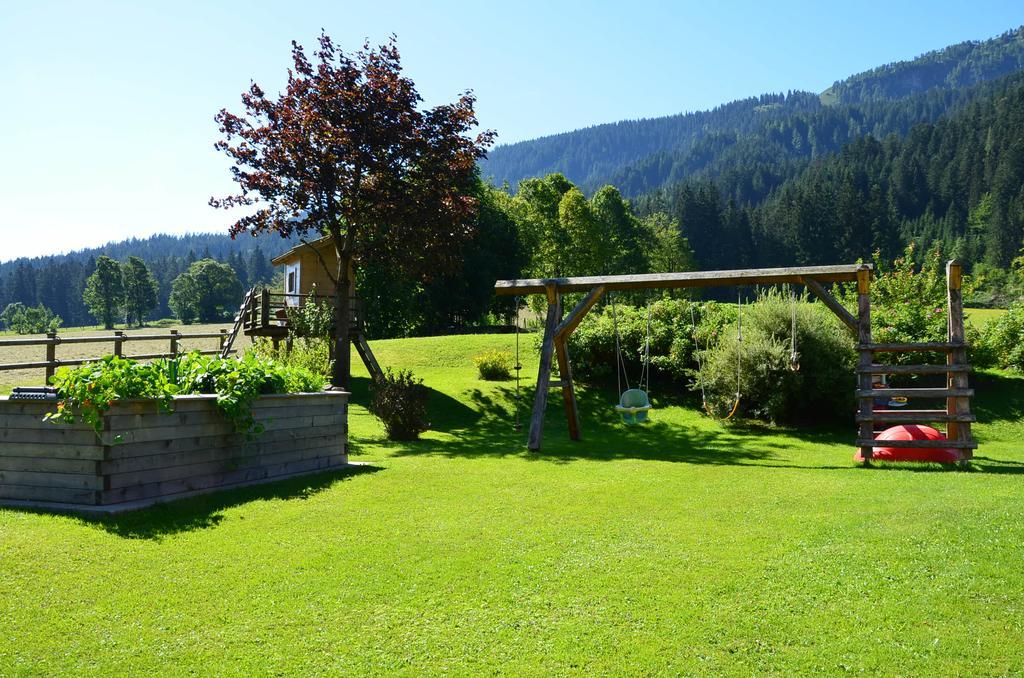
[691,292,743,421]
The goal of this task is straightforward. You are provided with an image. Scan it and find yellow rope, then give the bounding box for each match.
[703,396,741,421]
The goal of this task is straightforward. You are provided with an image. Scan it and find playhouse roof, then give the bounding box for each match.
[270,235,333,266]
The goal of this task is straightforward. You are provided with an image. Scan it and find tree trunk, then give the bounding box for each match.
[331,253,354,389]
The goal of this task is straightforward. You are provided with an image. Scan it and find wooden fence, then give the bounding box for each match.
[0,330,233,382]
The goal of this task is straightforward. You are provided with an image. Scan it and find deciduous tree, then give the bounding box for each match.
[83,256,125,329]
[121,256,159,327]
[211,34,494,387]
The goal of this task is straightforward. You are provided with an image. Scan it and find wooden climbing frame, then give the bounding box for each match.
[494,262,977,461]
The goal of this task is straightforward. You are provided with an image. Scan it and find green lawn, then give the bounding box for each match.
[2,333,1024,673]
[965,306,1008,328]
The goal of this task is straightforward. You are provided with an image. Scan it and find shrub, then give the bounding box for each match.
[699,289,856,424]
[285,289,334,340]
[473,350,513,380]
[48,352,326,438]
[568,297,733,386]
[370,368,430,440]
[976,303,1024,371]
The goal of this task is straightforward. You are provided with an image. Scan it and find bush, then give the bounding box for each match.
[568,297,733,385]
[699,290,856,424]
[976,303,1024,371]
[48,352,326,438]
[473,350,513,380]
[370,368,430,441]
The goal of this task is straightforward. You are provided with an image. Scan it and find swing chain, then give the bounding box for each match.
[789,284,800,372]
[513,295,522,432]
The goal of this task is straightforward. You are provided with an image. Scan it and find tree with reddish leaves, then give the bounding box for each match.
[211,34,494,387]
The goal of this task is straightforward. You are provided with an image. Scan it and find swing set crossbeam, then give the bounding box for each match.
[494,264,868,296]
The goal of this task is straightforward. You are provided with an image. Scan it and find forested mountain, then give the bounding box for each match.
[481,27,1024,196]
[0,232,295,326]
[635,71,1024,273]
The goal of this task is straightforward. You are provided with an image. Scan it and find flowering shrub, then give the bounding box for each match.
[976,303,1024,371]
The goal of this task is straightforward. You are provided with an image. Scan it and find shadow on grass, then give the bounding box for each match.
[971,370,1024,423]
[75,464,382,541]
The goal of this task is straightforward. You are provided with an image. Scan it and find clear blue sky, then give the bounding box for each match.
[1,0,1022,261]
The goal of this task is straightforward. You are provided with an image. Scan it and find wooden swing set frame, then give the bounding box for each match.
[494,262,977,462]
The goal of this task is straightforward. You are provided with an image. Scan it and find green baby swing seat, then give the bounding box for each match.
[615,388,652,425]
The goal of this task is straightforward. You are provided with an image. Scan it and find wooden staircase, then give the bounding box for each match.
[854,261,976,463]
[220,286,257,358]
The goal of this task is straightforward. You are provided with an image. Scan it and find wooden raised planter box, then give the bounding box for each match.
[0,391,348,513]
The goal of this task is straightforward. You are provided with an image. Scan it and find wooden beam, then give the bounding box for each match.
[495,264,870,296]
[527,291,561,451]
[554,336,581,441]
[946,259,973,462]
[803,277,857,336]
[856,265,874,464]
[554,286,605,340]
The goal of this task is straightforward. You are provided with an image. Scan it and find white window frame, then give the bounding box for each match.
[285,263,301,307]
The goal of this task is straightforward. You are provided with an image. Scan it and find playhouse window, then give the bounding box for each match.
[287,270,297,294]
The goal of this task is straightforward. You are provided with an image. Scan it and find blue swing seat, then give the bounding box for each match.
[615,388,652,425]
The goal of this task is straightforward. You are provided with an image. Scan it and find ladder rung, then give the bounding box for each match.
[856,438,978,449]
[857,342,968,352]
[858,364,971,375]
[857,388,974,398]
[857,411,976,423]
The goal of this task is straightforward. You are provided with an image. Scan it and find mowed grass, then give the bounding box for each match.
[2,333,1024,673]
[0,321,247,394]
[966,306,1008,329]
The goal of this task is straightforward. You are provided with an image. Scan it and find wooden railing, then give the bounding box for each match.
[0,330,233,382]
[241,290,363,335]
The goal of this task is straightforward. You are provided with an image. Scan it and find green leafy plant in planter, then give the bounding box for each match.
[370,368,430,440]
[47,352,326,439]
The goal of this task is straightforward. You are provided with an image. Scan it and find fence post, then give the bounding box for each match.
[44,332,57,384]
[260,289,270,328]
[169,330,179,358]
[113,330,124,358]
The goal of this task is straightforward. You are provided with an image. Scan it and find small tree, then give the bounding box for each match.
[211,34,494,388]
[83,255,125,329]
[0,302,61,334]
[169,259,242,324]
[121,256,159,327]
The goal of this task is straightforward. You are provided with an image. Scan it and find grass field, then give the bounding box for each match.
[2,333,1024,673]
[965,306,1008,328]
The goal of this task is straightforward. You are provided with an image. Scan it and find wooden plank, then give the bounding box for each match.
[0,469,102,490]
[856,411,976,423]
[855,438,978,449]
[553,286,605,339]
[100,454,343,505]
[527,292,560,451]
[0,414,93,431]
[554,335,581,441]
[857,342,968,352]
[803,277,858,335]
[856,266,874,462]
[0,426,100,447]
[0,456,99,474]
[858,364,970,375]
[0,485,98,505]
[495,264,870,296]
[104,403,343,431]
[105,424,345,459]
[856,388,974,398]
[0,441,107,461]
[105,444,343,489]
[101,436,345,475]
[946,259,973,460]
[100,413,346,446]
